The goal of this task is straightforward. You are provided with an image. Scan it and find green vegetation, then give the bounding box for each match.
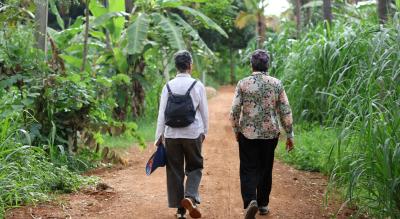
[0,0,399,218]
[103,118,156,148]
[0,115,97,217]
[264,5,400,218]
[276,125,337,173]
[0,0,227,215]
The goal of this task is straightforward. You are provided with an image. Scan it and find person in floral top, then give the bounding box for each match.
[230,49,294,219]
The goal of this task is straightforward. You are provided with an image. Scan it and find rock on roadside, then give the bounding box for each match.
[206,86,217,99]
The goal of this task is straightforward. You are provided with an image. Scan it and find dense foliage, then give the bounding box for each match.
[266,5,400,218]
[0,114,97,217]
[0,0,227,216]
[0,0,399,218]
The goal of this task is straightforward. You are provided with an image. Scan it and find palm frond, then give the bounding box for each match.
[235,11,256,29]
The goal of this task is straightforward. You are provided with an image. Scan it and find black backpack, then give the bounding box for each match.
[164,80,197,128]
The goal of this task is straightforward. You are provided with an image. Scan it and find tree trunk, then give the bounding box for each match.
[34,0,48,56]
[162,54,170,81]
[202,71,206,86]
[102,0,109,8]
[256,12,266,48]
[131,58,146,118]
[229,47,235,84]
[306,7,311,25]
[323,0,332,25]
[131,80,145,118]
[125,0,134,13]
[295,0,301,38]
[378,0,389,24]
[304,0,312,25]
[81,0,90,71]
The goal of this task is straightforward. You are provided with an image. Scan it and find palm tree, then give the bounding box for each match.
[235,0,268,48]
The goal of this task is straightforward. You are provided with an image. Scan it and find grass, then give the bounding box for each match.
[276,125,338,174]
[103,134,138,149]
[266,11,400,217]
[0,117,97,218]
[103,117,157,149]
[135,117,157,143]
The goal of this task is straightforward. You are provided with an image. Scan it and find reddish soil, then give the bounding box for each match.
[7,86,350,219]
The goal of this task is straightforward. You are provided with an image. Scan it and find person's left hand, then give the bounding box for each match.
[201,134,206,143]
[154,136,163,147]
[286,138,294,152]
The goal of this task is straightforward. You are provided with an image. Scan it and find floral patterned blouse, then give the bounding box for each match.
[229,72,294,140]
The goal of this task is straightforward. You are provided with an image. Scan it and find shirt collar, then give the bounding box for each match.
[252,71,268,76]
[176,72,192,77]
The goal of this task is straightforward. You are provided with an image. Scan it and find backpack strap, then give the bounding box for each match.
[166,83,172,95]
[185,80,197,96]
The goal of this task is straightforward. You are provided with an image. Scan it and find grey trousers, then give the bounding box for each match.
[165,136,203,208]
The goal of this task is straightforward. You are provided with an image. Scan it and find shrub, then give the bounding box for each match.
[0,116,97,217]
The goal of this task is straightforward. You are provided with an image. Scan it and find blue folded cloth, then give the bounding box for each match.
[146,143,166,175]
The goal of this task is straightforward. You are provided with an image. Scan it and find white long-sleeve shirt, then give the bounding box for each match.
[155,73,209,141]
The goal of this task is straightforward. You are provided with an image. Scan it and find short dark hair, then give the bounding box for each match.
[174,50,192,72]
[250,49,270,72]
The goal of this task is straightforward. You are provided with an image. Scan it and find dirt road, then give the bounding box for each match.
[7,86,348,219]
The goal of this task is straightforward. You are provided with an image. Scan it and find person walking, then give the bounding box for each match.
[229,49,294,219]
[155,50,208,219]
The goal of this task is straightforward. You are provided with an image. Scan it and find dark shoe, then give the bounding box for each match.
[244,200,258,219]
[181,198,202,218]
[176,208,186,219]
[259,206,269,215]
[176,213,186,219]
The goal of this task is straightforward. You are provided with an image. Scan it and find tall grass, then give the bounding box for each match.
[264,11,400,218]
[276,125,338,173]
[0,116,96,217]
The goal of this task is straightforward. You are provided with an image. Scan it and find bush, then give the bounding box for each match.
[0,117,97,218]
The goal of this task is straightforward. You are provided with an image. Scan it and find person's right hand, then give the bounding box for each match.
[286,138,294,152]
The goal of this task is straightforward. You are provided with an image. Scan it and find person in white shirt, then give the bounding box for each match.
[155,50,208,219]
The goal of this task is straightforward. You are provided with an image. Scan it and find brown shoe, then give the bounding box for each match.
[181,198,202,218]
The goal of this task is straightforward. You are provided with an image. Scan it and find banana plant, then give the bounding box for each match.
[83,0,228,74]
[51,0,227,73]
[50,0,227,119]
[121,0,228,116]
[124,0,228,55]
